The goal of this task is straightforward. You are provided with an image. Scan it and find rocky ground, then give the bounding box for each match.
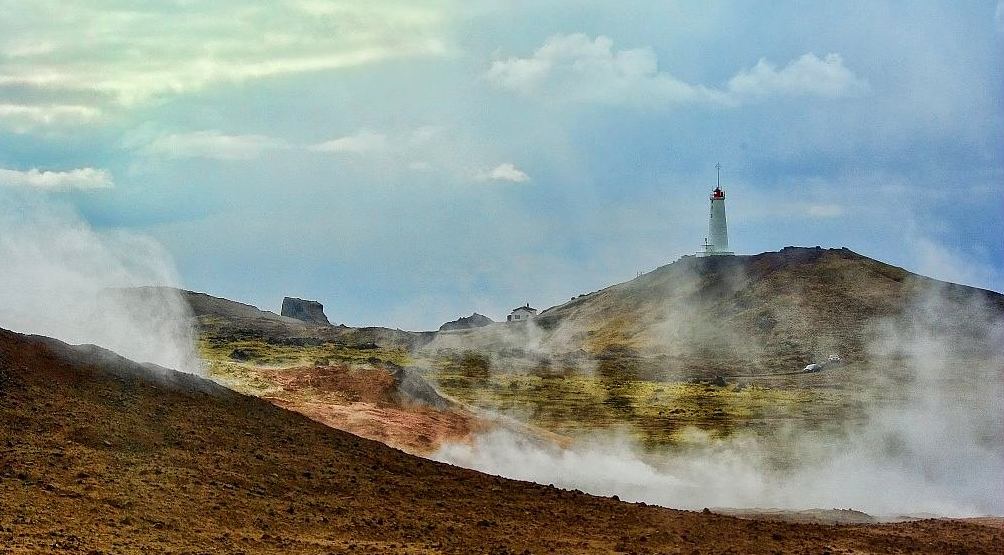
[2,328,1001,554]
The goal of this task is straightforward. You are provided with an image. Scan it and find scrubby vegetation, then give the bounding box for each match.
[430,364,856,448]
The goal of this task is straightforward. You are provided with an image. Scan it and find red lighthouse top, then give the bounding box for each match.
[711,186,725,200]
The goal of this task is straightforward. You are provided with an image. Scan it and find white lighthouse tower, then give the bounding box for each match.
[699,163,734,256]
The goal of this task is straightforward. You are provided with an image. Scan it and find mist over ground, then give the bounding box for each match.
[0,192,200,373]
[433,281,1004,517]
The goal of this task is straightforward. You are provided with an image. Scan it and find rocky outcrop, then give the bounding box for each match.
[439,313,494,332]
[281,297,331,326]
[385,362,455,410]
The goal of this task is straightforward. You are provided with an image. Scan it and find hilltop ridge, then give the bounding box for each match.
[426,246,1004,377]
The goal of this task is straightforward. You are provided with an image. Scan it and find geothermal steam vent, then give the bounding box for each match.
[281,297,331,325]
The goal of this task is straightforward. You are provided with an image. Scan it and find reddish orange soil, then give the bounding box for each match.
[253,363,483,454]
[1,329,1001,554]
[268,396,479,455]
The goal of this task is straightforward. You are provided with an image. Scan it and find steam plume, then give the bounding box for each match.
[432,261,1004,517]
[0,192,201,373]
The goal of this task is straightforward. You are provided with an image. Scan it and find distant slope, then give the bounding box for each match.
[117,286,434,350]
[115,287,458,452]
[1,327,997,553]
[440,313,494,332]
[424,247,1004,377]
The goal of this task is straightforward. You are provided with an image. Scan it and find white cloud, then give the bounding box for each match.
[485,34,867,107]
[0,167,113,191]
[140,130,290,160]
[476,163,530,183]
[308,130,388,154]
[131,125,518,184]
[134,126,451,168]
[409,125,444,144]
[485,34,724,106]
[0,2,449,129]
[0,103,101,132]
[806,204,845,218]
[727,53,869,100]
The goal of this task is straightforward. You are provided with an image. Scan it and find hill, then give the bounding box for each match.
[439,313,494,332]
[424,246,1003,377]
[125,287,473,453]
[1,327,999,553]
[416,247,1003,445]
[117,286,434,350]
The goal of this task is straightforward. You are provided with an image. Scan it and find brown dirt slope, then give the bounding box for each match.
[1,328,1000,554]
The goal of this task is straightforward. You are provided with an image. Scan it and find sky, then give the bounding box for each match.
[0,1,1001,330]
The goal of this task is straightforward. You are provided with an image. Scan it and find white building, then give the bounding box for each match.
[698,163,735,257]
[507,304,538,322]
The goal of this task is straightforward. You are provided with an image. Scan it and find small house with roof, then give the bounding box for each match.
[507,303,538,322]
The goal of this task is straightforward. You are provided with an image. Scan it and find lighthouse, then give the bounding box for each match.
[699,163,734,256]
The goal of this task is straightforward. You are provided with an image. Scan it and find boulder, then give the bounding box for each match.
[439,313,494,332]
[280,297,331,325]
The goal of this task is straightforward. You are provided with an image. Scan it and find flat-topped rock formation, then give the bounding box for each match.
[281,297,331,325]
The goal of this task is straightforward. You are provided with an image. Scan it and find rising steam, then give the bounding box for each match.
[0,192,201,373]
[432,258,1004,517]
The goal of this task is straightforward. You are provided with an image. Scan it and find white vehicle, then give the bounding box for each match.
[804,363,823,373]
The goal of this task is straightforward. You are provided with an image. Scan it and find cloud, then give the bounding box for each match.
[485,34,724,106]
[140,130,290,160]
[0,167,113,191]
[132,125,477,178]
[0,2,449,129]
[409,125,444,144]
[806,204,845,218]
[0,103,101,132]
[476,162,530,183]
[485,34,867,107]
[727,53,869,100]
[308,130,388,154]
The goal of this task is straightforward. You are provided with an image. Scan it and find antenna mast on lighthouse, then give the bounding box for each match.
[698,162,734,257]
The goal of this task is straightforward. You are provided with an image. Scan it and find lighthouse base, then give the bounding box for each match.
[697,250,735,257]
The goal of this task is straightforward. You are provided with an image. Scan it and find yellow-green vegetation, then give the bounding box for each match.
[196,325,867,451]
[432,366,854,449]
[198,337,413,396]
[204,359,279,396]
[199,337,412,367]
